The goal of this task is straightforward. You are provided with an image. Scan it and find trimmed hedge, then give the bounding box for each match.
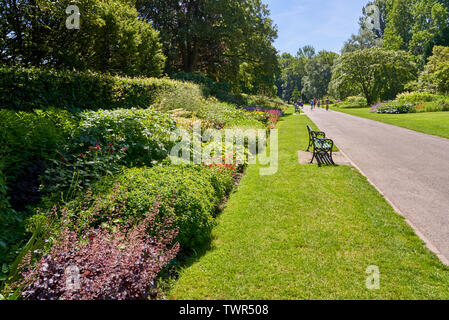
[171,72,239,104]
[0,67,200,111]
[68,165,235,251]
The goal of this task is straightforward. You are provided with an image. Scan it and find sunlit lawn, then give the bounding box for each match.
[169,107,449,300]
[332,107,449,139]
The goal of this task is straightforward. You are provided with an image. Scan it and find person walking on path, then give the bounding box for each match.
[310,99,314,110]
[317,99,321,109]
[326,97,330,111]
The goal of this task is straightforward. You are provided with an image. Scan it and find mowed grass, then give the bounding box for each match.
[332,107,449,139]
[169,107,449,300]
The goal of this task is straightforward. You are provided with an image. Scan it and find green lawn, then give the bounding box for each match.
[332,107,449,139]
[169,107,449,300]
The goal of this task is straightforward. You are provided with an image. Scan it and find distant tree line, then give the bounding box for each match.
[276,0,449,104]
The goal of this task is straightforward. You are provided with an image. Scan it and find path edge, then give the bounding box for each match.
[337,147,449,266]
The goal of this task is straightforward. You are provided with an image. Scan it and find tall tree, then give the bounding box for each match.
[136,0,279,93]
[276,52,306,101]
[301,50,339,99]
[419,45,449,93]
[383,0,414,50]
[329,47,417,104]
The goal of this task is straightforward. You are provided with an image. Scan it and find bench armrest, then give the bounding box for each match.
[311,131,326,138]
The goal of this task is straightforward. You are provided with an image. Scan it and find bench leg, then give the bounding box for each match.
[310,151,315,164]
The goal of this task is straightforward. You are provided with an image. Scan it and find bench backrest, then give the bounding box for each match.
[307,125,313,134]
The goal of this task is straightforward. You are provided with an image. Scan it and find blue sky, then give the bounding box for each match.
[263,0,370,55]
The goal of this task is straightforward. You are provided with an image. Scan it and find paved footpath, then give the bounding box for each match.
[303,106,449,264]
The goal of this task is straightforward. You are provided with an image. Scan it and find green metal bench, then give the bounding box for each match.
[306,125,335,166]
[306,125,325,151]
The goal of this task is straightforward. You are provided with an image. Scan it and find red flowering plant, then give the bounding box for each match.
[41,143,127,203]
[201,140,249,175]
[16,193,179,300]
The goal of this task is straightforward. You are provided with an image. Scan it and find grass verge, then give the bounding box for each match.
[169,107,449,300]
[331,107,449,139]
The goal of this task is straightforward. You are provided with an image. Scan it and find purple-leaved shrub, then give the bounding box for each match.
[19,200,179,300]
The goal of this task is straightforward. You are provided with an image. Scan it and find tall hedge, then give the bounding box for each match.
[0,67,200,111]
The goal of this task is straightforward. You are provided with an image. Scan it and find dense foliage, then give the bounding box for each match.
[0,67,204,111]
[0,0,165,77]
[0,108,74,210]
[136,0,279,94]
[419,45,449,94]
[66,165,236,251]
[329,47,417,104]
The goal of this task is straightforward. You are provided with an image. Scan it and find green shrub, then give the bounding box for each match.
[418,100,449,112]
[392,92,449,113]
[197,101,265,129]
[38,108,177,203]
[243,94,287,113]
[67,165,235,250]
[395,92,442,104]
[377,103,416,114]
[74,108,177,165]
[346,96,367,105]
[0,109,75,210]
[0,168,28,280]
[40,144,128,203]
[334,96,368,108]
[172,73,233,97]
[0,67,202,111]
[153,82,205,114]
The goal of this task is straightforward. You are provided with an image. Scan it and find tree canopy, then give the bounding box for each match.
[136,0,279,94]
[419,45,449,93]
[0,0,166,77]
[329,47,417,105]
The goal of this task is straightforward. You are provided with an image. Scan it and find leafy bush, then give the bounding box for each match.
[74,108,177,166]
[0,109,75,210]
[153,82,205,114]
[417,100,449,113]
[243,94,287,114]
[395,92,442,104]
[68,165,235,250]
[41,144,127,202]
[0,167,30,281]
[377,103,416,114]
[391,92,449,113]
[334,96,368,108]
[197,101,266,129]
[19,201,179,300]
[171,72,235,103]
